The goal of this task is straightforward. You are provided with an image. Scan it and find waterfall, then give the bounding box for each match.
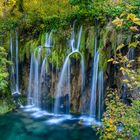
[54,25,85,115]
[67,61,71,114]
[27,54,34,105]
[45,31,53,54]
[89,50,104,120]
[10,34,15,93]
[27,31,53,109]
[54,54,70,114]
[21,24,105,125]
[98,71,104,119]
[28,47,47,108]
[121,47,135,103]
[89,26,104,120]
[15,32,19,93]
[40,58,47,91]
[33,47,42,107]
[77,26,83,51]
[45,32,52,48]
[89,49,99,117]
[128,47,135,60]
[10,32,20,95]
[81,56,85,95]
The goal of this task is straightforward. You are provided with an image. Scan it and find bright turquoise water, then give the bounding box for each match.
[0,111,99,140]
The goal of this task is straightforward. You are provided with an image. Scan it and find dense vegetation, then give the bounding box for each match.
[0,0,140,139]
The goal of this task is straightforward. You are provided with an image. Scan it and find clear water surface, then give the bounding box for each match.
[0,111,99,140]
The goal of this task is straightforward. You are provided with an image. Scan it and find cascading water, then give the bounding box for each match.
[15,32,19,93]
[27,47,42,108]
[122,47,135,103]
[128,47,135,60]
[27,54,34,105]
[54,54,71,114]
[17,22,105,126]
[89,47,99,117]
[45,32,52,48]
[81,55,85,97]
[10,34,15,93]
[33,47,42,107]
[77,26,83,51]
[54,25,85,115]
[98,71,104,119]
[40,58,47,94]
[10,32,20,95]
[88,27,104,121]
[27,32,53,110]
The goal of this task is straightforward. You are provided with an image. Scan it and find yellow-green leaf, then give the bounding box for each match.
[112,17,123,27]
[129,41,139,48]
[107,58,114,62]
[123,79,129,83]
[116,44,125,51]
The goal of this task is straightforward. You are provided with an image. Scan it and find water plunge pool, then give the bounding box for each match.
[0,110,99,140]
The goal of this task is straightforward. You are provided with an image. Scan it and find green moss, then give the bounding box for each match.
[86,26,95,56]
[98,49,108,72]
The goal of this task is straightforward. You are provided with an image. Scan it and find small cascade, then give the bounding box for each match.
[27,54,34,105]
[89,27,104,120]
[122,47,135,103]
[10,34,15,93]
[45,32,52,48]
[98,71,104,120]
[89,48,99,117]
[54,25,85,115]
[128,47,135,60]
[45,32,53,54]
[27,31,53,110]
[27,47,42,107]
[33,47,42,107]
[81,55,85,96]
[40,58,47,93]
[77,26,83,51]
[54,54,71,114]
[15,32,19,92]
[10,32,20,95]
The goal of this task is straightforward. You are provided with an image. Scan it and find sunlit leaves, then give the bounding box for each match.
[112,17,123,27]
[99,88,140,140]
[116,44,125,51]
[107,58,114,62]
[122,79,129,83]
[24,0,74,18]
[126,13,140,26]
[126,5,137,9]
[7,0,16,7]
[129,26,139,32]
[0,46,9,92]
[69,0,93,10]
[128,41,139,48]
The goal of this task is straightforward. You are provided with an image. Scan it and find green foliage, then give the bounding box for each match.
[97,3,140,140]
[0,46,14,114]
[48,34,67,68]
[98,89,140,140]
[0,100,14,115]
[98,49,108,72]
[0,101,10,115]
[69,0,93,10]
[0,47,9,93]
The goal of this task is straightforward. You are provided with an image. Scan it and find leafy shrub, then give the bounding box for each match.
[0,47,9,93]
